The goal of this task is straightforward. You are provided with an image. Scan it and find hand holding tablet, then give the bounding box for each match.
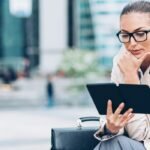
[105,100,134,134]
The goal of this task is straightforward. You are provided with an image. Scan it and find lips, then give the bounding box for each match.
[131,50,142,55]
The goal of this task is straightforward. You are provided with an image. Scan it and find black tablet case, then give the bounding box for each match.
[87,83,150,114]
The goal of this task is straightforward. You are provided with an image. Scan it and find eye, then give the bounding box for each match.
[134,32,145,37]
[120,33,129,39]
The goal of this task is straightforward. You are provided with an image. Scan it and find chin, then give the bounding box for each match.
[133,54,143,59]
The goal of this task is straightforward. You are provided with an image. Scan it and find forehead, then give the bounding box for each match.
[120,12,150,31]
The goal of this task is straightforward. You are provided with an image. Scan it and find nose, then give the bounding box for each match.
[129,36,137,48]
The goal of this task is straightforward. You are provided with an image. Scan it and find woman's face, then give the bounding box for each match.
[120,12,150,59]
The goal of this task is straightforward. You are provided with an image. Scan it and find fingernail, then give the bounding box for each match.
[121,102,124,106]
[108,100,111,103]
[129,108,133,112]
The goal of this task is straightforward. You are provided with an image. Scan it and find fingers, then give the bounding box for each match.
[106,100,113,117]
[138,52,150,63]
[114,102,125,117]
[119,108,133,122]
[125,113,135,122]
[119,108,134,126]
[106,101,135,133]
[120,113,134,127]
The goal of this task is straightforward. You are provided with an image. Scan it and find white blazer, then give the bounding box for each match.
[95,49,150,150]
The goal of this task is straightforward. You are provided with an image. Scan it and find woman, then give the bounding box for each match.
[94,1,150,150]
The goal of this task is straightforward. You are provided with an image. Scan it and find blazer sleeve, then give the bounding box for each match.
[94,117,124,141]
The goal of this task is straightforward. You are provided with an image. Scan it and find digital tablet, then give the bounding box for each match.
[86,83,150,114]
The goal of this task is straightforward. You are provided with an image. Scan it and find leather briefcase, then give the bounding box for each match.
[51,116,100,150]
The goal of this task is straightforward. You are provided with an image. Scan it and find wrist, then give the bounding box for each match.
[105,124,119,135]
[123,73,140,84]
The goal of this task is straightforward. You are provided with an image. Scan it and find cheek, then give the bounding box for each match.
[123,44,130,51]
[143,35,150,52]
[142,42,150,53]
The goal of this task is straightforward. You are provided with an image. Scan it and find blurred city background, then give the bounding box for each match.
[0,0,129,149]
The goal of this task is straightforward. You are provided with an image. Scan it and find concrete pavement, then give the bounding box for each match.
[0,76,109,149]
[0,106,99,150]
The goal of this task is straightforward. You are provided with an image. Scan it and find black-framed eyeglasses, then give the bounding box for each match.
[116,30,150,43]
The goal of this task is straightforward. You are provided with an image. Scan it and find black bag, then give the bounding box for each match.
[51,116,100,150]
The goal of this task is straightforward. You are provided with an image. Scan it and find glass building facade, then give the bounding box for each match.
[74,0,95,50]
[0,0,39,71]
[74,0,128,68]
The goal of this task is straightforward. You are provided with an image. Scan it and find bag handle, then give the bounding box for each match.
[77,116,99,128]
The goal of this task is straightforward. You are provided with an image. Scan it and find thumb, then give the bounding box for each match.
[138,52,150,64]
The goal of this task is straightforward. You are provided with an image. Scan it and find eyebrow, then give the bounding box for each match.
[121,27,145,33]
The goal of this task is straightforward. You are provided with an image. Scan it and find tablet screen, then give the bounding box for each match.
[86,83,150,114]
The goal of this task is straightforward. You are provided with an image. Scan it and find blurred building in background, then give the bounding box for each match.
[0,0,39,72]
[73,0,127,68]
[0,0,129,75]
[89,0,127,67]
[39,0,68,74]
[73,0,95,50]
